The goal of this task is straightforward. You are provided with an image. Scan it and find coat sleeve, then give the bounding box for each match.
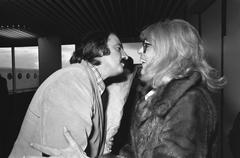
[41,71,94,152]
[153,89,212,158]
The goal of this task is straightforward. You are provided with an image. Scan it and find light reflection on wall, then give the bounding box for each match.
[61,44,75,68]
[15,46,39,69]
[0,46,39,92]
[0,47,12,68]
[0,47,12,90]
[15,46,39,91]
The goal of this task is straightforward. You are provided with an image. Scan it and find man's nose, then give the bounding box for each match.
[121,49,128,60]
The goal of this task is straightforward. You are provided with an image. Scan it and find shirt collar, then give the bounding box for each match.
[88,63,105,94]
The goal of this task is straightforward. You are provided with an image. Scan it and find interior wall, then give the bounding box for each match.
[186,14,199,32]
[201,0,222,71]
[38,37,61,84]
[223,0,240,157]
[224,0,240,131]
[198,0,228,157]
[201,0,223,129]
[199,0,240,157]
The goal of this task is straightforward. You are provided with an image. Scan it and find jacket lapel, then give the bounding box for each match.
[83,61,105,157]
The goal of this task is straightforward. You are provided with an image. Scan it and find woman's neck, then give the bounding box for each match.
[152,75,172,88]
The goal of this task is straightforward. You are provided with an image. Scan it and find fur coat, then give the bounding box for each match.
[120,72,218,158]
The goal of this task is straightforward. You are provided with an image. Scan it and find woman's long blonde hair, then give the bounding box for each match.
[140,19,226,90]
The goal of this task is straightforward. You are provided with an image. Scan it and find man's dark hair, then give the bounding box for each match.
[70,31,112,65]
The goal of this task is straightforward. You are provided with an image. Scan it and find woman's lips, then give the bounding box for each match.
[141,59,146,64]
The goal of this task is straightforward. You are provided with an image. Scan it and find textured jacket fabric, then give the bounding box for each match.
[9,61,105,158]
[120,72,217,158]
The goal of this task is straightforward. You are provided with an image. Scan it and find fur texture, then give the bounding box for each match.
[120,72,218,158]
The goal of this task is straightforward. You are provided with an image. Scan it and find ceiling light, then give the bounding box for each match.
[0,25,37,39]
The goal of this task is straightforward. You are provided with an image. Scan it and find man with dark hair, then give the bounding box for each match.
[70,31,112,65]
[9,32,133,158]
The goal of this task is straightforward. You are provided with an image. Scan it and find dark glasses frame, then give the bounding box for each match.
[142,40,152,54]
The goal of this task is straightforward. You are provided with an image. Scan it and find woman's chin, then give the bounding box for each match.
[140,66,146,75]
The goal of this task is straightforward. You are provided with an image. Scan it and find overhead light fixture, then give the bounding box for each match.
[0,24,37,39]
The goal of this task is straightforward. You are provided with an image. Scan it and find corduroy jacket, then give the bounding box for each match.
[9,61,105,158]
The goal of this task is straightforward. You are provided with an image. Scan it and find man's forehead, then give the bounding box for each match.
[108,34,121,45]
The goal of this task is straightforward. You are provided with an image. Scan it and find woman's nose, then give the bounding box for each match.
[138,47,144,55]
[138,47,146,61]
[121,49,128,60]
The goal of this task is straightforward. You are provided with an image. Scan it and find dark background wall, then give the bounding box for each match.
[223,0,240,157]
[1,91,35,158]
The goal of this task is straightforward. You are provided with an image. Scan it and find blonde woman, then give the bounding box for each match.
[120,19,226,158]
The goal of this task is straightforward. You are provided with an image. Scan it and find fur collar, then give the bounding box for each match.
[150,72,201,118]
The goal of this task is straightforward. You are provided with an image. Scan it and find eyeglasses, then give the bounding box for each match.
[142,40,152,54]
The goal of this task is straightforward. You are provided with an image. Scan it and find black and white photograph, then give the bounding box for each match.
[0,0,237,158]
